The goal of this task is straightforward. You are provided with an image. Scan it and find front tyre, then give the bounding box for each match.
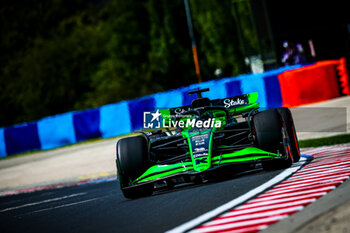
[116,135,153,199]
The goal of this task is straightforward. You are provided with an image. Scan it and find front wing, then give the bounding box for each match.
[126,147,284,188]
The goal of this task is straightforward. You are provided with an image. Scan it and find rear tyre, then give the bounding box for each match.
[116,135,153,199]
[279,107,300,162]
[253,109,292,170]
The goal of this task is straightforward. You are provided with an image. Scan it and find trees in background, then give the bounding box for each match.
[0,0,249,127]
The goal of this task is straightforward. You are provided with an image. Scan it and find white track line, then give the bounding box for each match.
[165,158,307,233]
[261,185,335,197]
[285,168,350,180]
[255,187,334,200]
[287,171,350,181]
[275,176,348,188]
[292,167,350,177]
[239,193,326,208]
[190,215,287,233]
[18,198,99,216]
[300,160,350,172]
[270,180,343,193]
[283,173,349,184]
[249,190,328,203]
[202,207,303,226]
[221,199,313,217]
[0,192,86,213]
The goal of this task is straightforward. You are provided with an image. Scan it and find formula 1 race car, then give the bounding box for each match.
[116,88,300,199]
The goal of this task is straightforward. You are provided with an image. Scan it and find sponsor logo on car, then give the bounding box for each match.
[194,147,205,152]
[223,98,246,108]
[193,152,209,158]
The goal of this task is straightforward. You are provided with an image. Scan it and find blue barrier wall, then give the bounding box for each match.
[0,65,304,157]
[4,123,41,155]
[0,128,6,158]
[99,101,131,139]
[128,97,156,131]
[154,90,183,108]
[73,109,101,142]
[38,112,77,150]
[225,79,242,97]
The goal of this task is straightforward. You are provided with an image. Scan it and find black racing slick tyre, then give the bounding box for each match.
[116,135,153,199]
[278,107,300,162]
[253,108,292,170]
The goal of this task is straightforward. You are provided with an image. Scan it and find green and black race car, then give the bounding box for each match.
[116,88,300,199]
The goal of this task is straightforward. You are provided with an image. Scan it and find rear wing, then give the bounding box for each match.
[160,92,259,119]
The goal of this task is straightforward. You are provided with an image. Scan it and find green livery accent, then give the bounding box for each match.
[207,128,214,170]
[229,102,259,116]
[248,92,259,103]
[159,109,171,126]
[212,156,276,165]
[159,109,171,119]
[182,129,214,172]
[211,147,279,165]
[228,92,259,115]
[133,147,279,184]
[133,162,194,183]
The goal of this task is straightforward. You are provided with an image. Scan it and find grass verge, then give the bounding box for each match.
[299,134,350,148]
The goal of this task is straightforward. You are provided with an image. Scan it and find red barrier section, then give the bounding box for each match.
[338,57,350,95]
[278,59,346,107]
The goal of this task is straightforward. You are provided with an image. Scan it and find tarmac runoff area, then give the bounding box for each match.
[0,95,350,230]
[0,138,118,192]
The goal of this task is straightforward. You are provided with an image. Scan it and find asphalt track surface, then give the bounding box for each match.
[0,168,284,233]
